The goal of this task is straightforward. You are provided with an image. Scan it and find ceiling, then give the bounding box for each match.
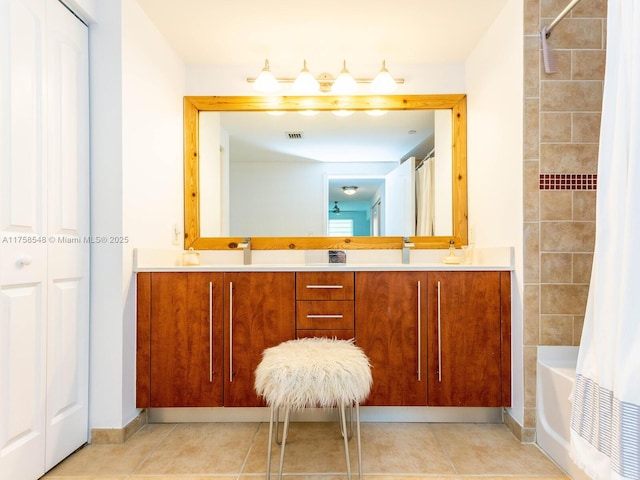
[135,0,510,67]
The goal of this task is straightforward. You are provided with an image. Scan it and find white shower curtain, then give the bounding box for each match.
[569,1,640,479]
[415,157,434,236]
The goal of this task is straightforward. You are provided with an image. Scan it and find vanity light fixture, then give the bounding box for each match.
[370,60,398,94]
[331,60,358,94]
[342,186,358,196]
[253,59,281,93]
[292,60,320,94]
[332,201,341,214]
[248,59,404,93]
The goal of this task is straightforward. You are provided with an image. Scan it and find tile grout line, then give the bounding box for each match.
[237,421,265,479]
[129,422,179,478]
[429,423,460,478]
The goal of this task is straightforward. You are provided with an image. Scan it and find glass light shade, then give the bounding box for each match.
[331,60,358,94]
[342,186,358,195]
[292,60,319,94]
[370,60,397,93]
[253,60,280,93]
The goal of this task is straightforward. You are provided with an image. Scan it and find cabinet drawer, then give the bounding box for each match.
[296,272,354,300]
[296,300,354,329]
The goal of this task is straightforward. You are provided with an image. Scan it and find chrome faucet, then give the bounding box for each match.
[402,237,414,264]
[237,237,251,265]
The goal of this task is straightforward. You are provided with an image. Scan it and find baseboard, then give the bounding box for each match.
[503,408,535,443]
[90,409,148,444]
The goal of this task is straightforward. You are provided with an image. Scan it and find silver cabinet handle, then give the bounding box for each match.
[209,281,213,382]
[306,314,344,319]
[229,281,233,383]
[437,280,442,383]
[306,285,343,289]
[417,280,421,381]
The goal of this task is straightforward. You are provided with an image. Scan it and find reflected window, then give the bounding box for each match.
[328,219,354,237]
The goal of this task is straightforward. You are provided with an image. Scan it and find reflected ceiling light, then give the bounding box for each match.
[298,109,319,116]
[247,59,403,93]
[292,60,320,94]
[365,109,387,116]
[332,110,354,117]
[331,60,358,94]
[252,59,280,93]
[370,60,398,93]
[342,186,358,196]
[266,110,286,116]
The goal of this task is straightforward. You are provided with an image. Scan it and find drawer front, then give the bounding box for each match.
[296,272,354,300]
[296,300,354,329]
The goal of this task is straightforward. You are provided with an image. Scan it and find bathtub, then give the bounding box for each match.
[536,346,589,480]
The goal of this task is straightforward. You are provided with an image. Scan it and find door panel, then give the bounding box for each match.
[355,271,427,406]
[150,273,224,407]
[427,271,502,406]
[0,285,47,480]
[44,0,89,469]
[0,0,47,478]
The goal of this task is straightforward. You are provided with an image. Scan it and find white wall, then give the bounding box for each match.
[464,0,524,425]
[88,0,185,429]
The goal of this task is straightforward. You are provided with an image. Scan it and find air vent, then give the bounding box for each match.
[286,131,304,139]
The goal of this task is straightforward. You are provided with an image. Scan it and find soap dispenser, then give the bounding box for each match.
[442,240,461,264]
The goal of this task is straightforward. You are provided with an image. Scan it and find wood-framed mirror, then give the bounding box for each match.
[184,94,467,250]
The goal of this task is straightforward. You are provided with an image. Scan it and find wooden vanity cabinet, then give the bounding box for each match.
[426,271,511,407]
[355,271,428,406]
[295,272,355,340]
[223,272,295,407]
[137,268,511,410]
[136,272,224,408]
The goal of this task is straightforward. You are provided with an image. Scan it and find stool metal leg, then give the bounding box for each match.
[275,407,284,445]
[339,404,352,480]
[355,402,363,480]
[277,406,291,480]
[266,406,276,480]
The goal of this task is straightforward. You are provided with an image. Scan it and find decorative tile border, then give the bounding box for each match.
[539,173,597,190]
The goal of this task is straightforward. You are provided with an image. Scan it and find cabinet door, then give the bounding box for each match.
[224,272,295,407]
[149,272,224,407]
[355,271,427,406]
[426,271,503,406]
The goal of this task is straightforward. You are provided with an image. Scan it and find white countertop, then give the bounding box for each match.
[134,246,514,272]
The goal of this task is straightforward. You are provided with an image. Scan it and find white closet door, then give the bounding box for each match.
[0,0,48,479]
[44,0,89,470]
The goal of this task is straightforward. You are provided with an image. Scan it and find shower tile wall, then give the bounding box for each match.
[522,0,606,439]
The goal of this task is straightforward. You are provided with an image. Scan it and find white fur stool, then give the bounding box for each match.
[255,337,372,480]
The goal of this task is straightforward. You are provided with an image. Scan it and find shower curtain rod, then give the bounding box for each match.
[415,147,435,171]
[543,0,583,38]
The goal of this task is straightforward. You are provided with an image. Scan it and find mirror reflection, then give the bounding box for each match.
[199,109,452,238]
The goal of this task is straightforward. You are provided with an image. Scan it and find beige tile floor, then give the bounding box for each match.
[42,422,568,480]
